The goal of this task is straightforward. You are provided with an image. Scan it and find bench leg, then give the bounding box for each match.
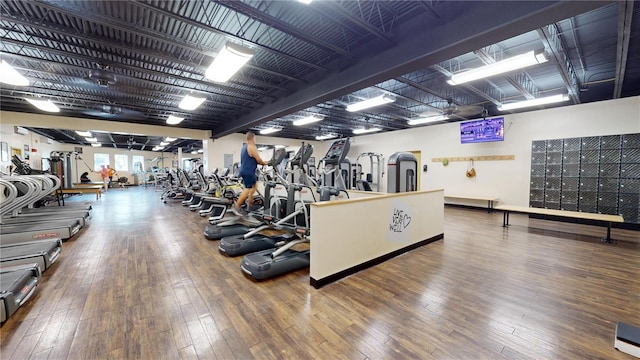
[602,222,616,244]
[488,200,493,213]
[502,211,509,227]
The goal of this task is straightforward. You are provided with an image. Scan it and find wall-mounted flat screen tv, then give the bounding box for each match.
[460,117,504,144]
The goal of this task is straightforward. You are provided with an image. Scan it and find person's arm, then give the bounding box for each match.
[247,144,267,165]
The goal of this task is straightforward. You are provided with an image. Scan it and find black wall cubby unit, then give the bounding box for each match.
[530,133,640,225]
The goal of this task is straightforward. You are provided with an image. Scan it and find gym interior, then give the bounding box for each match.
[1,1,640,359]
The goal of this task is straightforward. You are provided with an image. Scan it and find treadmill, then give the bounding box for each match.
[0,263,41,324]
[1,177,85,244]
[0,239,62,272]
[0,219,82,245]
[2,208,91,227]
[240,138,351,281]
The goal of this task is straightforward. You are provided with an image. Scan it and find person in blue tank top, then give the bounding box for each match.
[233,131,267,215]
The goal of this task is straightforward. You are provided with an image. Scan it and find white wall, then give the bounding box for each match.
[0,122,197,184]
[310,189,444,286]
[345,96,640,206]
[3,96,638,203]
[0,123,62,173]
[204,133,324,172]
[0,111,210,181]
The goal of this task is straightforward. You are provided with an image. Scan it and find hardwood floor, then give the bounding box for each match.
[1,187,639,359]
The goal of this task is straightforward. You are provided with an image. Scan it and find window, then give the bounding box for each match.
[94,153,109,171]
[114,154,129,171]
[132,155,144,173]
[182,158,193,171]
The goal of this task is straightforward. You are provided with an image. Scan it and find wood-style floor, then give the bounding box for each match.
[1,187,639,359]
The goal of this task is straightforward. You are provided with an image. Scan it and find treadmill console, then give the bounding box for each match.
[321,139,350,165]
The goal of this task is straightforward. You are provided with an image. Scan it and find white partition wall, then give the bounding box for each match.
[309,189,444,288]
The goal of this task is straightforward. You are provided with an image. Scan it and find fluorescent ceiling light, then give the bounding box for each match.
[259,127,281,135]
[179,94,206,111]
[25,98,60,112]
[353,127,382,135]
[298,0,313,4]
[91,143,102,147]
[153,146,164,151]
[160,141,169,146]
[274,145,286,149]
[197,149,203,153]
[315,133,338,141]
[165,137,177,142]
[191,150,198,154]
[205,42,255,83]
[1,60,29,86]
[408,115,449,126]
[447,50,548,85]
[346,95,395,112]
[166,115,184,125]
[85,137,98,142]
[498,94,570,111]
[76,130,92,137]
[293,115,324,126]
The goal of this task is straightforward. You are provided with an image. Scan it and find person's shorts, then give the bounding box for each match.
[241,173,256,188]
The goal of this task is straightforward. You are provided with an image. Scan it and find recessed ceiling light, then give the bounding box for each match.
[497,94,570,111]
[76,130,92,137]
[352,127,382,135]
[407,115,449,126]
[315,134,338,140]
[179,94,206,111]
[293,115,324,126]
[447,50,548,85]
[0,60,29,86]
[260,127,281,135]
[166,115,184,125]
[205,42,255,83]
[346,95,395,112]
[24,98,60,112]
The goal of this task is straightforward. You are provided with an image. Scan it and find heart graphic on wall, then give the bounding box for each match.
[388,199,413,243]
[403,214,412,228]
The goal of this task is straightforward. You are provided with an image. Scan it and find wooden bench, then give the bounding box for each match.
[73,182,104,187]
[53,186,103,200]
[495,205,624,243]
[444,194,499,213]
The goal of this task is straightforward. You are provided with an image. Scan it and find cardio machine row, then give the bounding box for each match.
[1,170,91,323]
[166,138,351,281]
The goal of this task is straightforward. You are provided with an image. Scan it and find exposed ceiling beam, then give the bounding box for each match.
[210,1,610,138]
[0,36,272,102]
[218,0,353,57]
[474,49,537,100]
[319,1,395,43]
[132,1,328,72]
[431,65,504,106]
[12,0,311,82]
[0,52,263,111]
[613,0,634,98]
[536,24,581,104]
